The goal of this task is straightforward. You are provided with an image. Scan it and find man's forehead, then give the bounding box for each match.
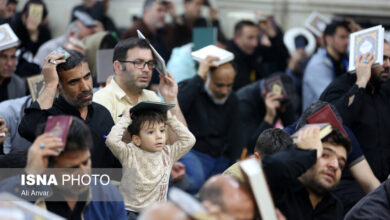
[60,62,90,79]
[323,143,347,159]
[127,47,153,60]
[242,25,258,35]
[383,43,390,57]
[0,47,16,56]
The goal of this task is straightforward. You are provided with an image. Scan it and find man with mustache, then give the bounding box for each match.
[320,42,390,184]
[263,125,351,219]
[18,50,121,169]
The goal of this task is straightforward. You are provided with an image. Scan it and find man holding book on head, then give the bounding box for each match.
[178,55,242,193]
[0,23,26,102]
[18,49,121,170]
[263,125,351,219]
[320,40,390,184]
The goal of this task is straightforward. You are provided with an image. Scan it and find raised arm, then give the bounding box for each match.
[166,114,196,162]
[105,107,133,163]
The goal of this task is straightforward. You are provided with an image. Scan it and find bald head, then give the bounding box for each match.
[138,201,191,220]
[199,175,255,220]
[206,63,235,104]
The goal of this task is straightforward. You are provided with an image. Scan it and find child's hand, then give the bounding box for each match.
[167,110,172,119]
[122,106,131,117]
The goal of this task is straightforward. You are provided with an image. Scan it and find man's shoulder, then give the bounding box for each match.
[10,74,25,85]
[305,49,331,70]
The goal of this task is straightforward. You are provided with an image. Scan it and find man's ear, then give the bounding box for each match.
[132,134,141,147]
[324,35,332,46]
[57,82,62,95]
[113,60,122,75]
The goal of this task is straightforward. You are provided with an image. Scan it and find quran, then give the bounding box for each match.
[348,25,384,72]
[0,23,19,51]
[305,11,330,37]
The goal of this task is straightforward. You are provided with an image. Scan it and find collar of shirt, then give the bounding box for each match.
[54,95,94,121]
[110,78,155,105]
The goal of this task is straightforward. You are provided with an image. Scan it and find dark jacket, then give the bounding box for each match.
[227,31,289,90]
[18,96,121,169]
[237,79,296,152]
[320,73,390,181]
[263,147,344,220]
[178,75,242,160]
[345,178,390,219]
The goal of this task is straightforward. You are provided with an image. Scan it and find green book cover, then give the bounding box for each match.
[192,27,217,51]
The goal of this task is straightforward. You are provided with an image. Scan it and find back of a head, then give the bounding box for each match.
[323,21,350,37]
[56,50,87,77]
[234,20,256,36]
[138,201,190,220]
[254,128,293,156]
[112,38,151,63]
[299,100,343,128]
[64,116,93,153]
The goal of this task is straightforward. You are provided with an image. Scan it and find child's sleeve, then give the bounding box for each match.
[105,114,133,164]
[167,115,196,162]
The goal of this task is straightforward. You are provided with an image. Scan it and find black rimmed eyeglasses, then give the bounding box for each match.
[119,60,156,69]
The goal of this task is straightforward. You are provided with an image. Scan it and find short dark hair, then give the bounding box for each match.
[322,128,351,154]
[234,20,257,36]
[254,128,292,155]
[323,21,350,37]
[56,50,87,77]
[299,101,343,128]
[64,117,93,152]
[112,38,151,63]
[22,0,48,19]
[7,0,18,5]
[127,110,167,137]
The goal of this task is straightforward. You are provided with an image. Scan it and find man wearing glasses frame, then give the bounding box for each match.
[94,37,187,139]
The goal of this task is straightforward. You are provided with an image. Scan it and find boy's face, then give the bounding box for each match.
[133,121,166,152]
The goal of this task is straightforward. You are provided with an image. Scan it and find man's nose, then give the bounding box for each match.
[328,158,339,170]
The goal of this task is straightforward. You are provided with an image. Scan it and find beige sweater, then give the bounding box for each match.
[105,115,196,212]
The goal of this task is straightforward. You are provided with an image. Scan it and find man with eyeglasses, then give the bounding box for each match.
[93,38,186,126]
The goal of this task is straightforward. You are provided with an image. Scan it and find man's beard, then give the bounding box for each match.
[204,78,231,105]
[300,170,337,196]
[64,90,93,109]
[371,67,390,84]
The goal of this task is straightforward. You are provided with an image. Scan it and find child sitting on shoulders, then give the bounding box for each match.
[105,102,196,218]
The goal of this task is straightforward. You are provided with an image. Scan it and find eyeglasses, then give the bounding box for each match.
[119,60,156,69]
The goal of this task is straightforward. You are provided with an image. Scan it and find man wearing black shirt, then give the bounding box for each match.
[18,50,120,169]
[320,42,390,182]
[227,20,289,90]
[263,126,351,220]
[178,56,241,193]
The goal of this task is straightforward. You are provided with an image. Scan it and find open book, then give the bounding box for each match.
[240,158,278,220]
[0,23,19,51]
[348,25,384,72]
[304,11,330,37]
[191,45,234,66]
[137,29,166,76]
